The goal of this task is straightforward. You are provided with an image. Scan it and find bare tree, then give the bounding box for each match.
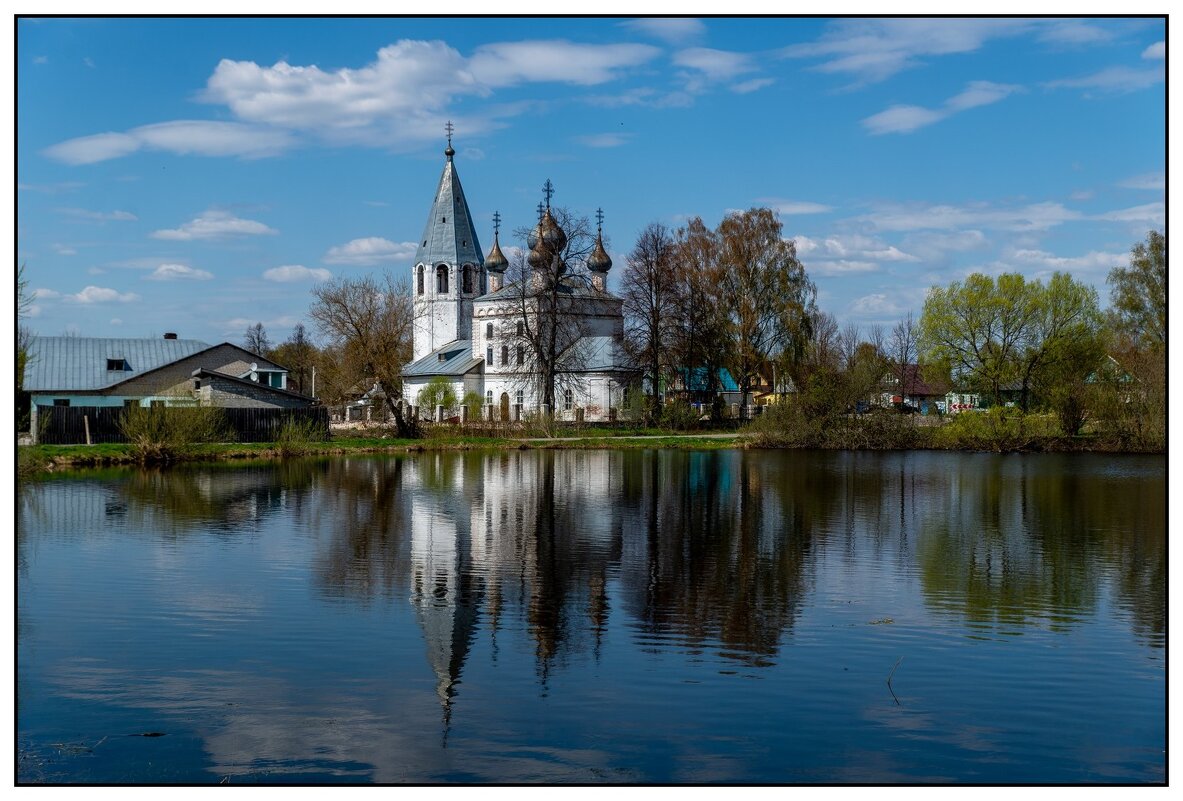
[500,206,601,414]
[243,322,272,357]
[670,218,728,417]
[715,208,815,411]
[621,222,678,423]
[270,322,317,396]
[310,271,416,436]
[889,312,919,399]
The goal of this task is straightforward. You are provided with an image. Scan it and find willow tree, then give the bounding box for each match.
[715,208,815,410]
[310,270,416,436]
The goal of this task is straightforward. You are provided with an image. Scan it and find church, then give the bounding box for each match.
[402,133,631,422]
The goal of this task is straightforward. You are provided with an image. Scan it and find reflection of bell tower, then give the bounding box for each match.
[409,454,483,740]
[412,122,485,361]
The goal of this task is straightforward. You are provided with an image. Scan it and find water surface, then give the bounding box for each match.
[17,450,1165,783]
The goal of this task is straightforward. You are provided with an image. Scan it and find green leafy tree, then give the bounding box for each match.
[1108,230,1165,352]
[1017,272,1104,413]
[417,377,458,416]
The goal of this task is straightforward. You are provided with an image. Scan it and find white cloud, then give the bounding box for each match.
[33,288,62,300]
[1069,190,1095,201]
[51,243,77,256]
[791,235,819,256]
[1094,202,1165,226]
[1142,41,1165,60]
[673,48,754,81]
[110,318,122,326]
[809,260,881,275]
[324,237,417,266]
[1119,172,1165,191]
[471,41,659,87]
[781,19,1029,86]
[901,229,989,260]
[152,210,278,240]
[621,18,706,44]
[33,55,48,64]
[26,304,42,317]
[1044,65,1164,93]
[1038,21,1113,45]
[758,199,834,215]
[575,133,631,148]
[1008,247,1129,274]
[792,233,918,271]
[57,207,138,221]
[147,263,214,281]
[263,265,333,282]
[66,285,140,304]
[863,80,1020,134]
[861,201,1081,232]
[850,293,903,317]
[45,120,294,165]
[732,78,774,94]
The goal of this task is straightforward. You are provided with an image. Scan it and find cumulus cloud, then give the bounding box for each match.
[65,285,140,304]
[152,210,278,240]
[34,288,62,300]
[1093,202,1164,226]
[147,263,214,281]
[674,48,755,81]
[621,18,706,44]
[791,233,917,274]
[863,80,1021,134]
[1008,247,1129,274]
[1142,41,1165,60]
[809,260,881,276]
[263,265,333,282]
[1037,21,1113,45]
[471,41,659,87]
[44,121,294,165]
[850,293,904,317]
[324,237,417,266]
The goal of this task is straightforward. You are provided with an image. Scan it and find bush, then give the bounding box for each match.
[931,407,1057,452]
[746,401,928,450]
[660,398,702,431]
[273,416,328,458]
[118,403,230,464]
[417,377,458,417]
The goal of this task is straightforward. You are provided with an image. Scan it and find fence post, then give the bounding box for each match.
[83,414,91,445]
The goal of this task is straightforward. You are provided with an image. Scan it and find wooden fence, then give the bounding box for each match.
[37,405,330,445]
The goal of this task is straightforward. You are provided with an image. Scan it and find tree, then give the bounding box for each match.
[919,273,1042,406]
[243,322,272,357]
[310,271,417,437]
[502,206,602,414]
[17,263,34,430]
[1016,272,1104,413]
[715,208,815,411]
[621,222,678,423]
[416,376,458,416]
[1108,230,1165,352]
[889,312,919,399]
[670,218,729,418]
[270,322,317,396]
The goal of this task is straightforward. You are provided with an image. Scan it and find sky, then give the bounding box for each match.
[16,16,1167,347]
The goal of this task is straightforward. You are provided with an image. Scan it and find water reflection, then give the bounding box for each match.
[17,450,1165,783]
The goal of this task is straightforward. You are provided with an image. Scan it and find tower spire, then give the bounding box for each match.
[444,120,455,159]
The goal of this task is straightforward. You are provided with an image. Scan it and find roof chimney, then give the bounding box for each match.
[163,332,178,340]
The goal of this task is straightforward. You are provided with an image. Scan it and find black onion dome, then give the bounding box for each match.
[588,232,612,273]
[485,233,509,273]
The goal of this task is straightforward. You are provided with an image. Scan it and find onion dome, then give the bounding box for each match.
[588,207,612,273]
[485,232,509,273]
[528,208,567,269]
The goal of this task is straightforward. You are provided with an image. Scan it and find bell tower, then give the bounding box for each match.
[412,122,485,361]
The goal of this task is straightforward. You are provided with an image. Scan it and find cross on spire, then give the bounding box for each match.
[445,120,454,148]
[492,210,502,236]
[595,207,605,232]
[542,179,555,209]
[537,201,545,222]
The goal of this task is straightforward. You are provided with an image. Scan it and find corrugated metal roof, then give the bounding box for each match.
[404,340,483,377]
[413,150,484,269]
[24,336,212,392]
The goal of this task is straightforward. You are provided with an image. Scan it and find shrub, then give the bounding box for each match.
[417,377,458,418]
[118,403,230,464]
[273,416,328,458]
[931,407,1057,452]
[660,398,702,431]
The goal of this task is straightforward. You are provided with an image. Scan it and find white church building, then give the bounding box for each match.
[402,136,632,422]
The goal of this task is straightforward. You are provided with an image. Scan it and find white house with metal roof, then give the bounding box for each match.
[402,135,632,421]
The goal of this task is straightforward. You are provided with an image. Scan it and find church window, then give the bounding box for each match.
[486,347,493,366]
[517,346,524,366]
[436,265,448,294]
[486,323,493,339]
[516,390,524,406]
[463,264,473,294]
[417,265,424,295]
[517,320,524,337]
[501,345,508,366]
[564,389,574,411]
[485,390,493,405]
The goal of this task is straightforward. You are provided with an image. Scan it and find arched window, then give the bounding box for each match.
[486,322,493,339]
[463,264,473,294]
[516,320,524,337]
[501,345,509,366]
[485,390,493,405]
[416,265,424,295]
[436,265,448,294]
[516,346,524,366]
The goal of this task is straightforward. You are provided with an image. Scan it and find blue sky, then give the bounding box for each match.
[17,17,1166,345]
